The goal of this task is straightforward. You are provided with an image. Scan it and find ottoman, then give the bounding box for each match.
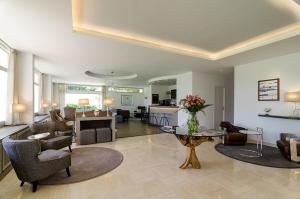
[96,128,112,143]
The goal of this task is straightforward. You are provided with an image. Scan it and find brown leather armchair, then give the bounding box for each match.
[49,109,73,136]
[64,107,76,121]
[220,121,248,145]
[276,133,300,161]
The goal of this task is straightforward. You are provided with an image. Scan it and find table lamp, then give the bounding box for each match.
[284,91,300,116]
[103,98,113,116]
[42,103,49,113]
[51,102,58,110]
[78,98,89,117]
[12,103,27,125]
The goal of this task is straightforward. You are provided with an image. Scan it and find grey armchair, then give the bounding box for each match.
[30,122,73,152]
[2,137,71,192]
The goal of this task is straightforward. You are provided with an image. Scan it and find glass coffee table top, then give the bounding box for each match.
[161,126,225,137]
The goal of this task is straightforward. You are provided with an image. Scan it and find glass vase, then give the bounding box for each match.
[187,112,199,135]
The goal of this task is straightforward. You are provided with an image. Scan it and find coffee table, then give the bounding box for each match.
[161,126,224,169]
[240,128,263,157]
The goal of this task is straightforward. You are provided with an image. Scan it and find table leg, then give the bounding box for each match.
[180,146,201,169]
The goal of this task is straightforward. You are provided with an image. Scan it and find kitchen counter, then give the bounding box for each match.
[149,106,178,126]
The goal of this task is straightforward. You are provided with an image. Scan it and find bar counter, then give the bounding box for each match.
[149,106,178,126]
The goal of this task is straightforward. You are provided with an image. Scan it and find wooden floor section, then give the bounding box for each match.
[1,133,300,198]
[116,120,161,138]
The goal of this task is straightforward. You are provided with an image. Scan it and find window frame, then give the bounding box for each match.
[33,70,40,113]
[0,53,8,124]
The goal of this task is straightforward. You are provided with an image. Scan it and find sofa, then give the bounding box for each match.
[116,109,130,121]
[219,121,248,145]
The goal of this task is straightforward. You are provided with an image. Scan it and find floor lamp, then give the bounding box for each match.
[78,99,89,117]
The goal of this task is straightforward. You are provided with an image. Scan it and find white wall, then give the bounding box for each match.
[177,72,193,126]
[235,51,300,145]
[15,52,34,123]
[107,89,145,114]
[176,71,234,128]
[192,72,232,129]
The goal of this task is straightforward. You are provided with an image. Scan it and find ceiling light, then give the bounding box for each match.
[85,70,138,80]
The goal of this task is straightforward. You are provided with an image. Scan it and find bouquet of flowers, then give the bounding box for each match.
[179,95,211,134]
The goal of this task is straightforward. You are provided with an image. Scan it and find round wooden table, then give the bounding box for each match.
[161,126,224,169]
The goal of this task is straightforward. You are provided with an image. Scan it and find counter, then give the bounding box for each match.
[149,106,178,126]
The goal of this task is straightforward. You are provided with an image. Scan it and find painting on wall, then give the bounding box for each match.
[121,95,133,106]
[258,78,280,101]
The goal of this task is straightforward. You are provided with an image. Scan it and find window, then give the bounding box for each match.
[108,87,143,93]
[34,71,40,113]
[65,84,103,109]
[0,47,8,122]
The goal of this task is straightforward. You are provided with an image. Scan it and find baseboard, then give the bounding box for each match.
[0,165,12,181]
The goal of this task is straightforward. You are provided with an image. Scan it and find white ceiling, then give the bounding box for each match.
[0,0,300,86]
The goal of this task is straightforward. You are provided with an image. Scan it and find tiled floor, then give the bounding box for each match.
[1,133,300,199]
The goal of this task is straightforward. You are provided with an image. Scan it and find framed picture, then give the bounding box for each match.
[121,95,133,106]
[258,78,280,101]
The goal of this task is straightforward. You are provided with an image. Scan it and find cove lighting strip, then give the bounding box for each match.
[71,0,300,60]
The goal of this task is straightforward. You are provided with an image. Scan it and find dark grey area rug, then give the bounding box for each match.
[39,147,123,185]
[215,143,300,168]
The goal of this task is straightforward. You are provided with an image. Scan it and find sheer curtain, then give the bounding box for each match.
[52,83,66,111]
[5,50,16,125]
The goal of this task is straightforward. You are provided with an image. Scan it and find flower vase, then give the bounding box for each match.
[187,112,199,135]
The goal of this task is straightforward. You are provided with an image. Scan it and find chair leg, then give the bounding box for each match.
[68,145,72,152]
[66,167,71,177]
[20,181,24,187]
[32,181,38,192]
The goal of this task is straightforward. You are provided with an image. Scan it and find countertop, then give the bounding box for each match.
[149,105,179,108]
[0,125,28,140]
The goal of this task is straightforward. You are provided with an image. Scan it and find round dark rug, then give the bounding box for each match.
[215,143,300,168]
[39,147,123,185]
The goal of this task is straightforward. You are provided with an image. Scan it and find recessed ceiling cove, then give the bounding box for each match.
[71,0,300,60]
[85,70,138,80]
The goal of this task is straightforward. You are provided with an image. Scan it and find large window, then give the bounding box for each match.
[108,87,143,93]
[65,84,103,109]
[34,71,40,113]
[0,47,8,122]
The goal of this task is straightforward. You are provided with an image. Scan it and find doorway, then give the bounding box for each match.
[214,87,225,129]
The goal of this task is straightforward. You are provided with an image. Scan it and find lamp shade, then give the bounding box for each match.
[12,104,27,113]
[103,98,113,106]
[52,102,58,107]
[284,92,300,102]
[42,103,49,108]
[78,98,89,106]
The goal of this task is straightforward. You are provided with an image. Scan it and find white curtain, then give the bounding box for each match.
[39,72,43,112]
[52,83,66,111]
[5,50,16,125]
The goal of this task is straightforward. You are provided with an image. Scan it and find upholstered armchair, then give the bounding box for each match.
[219,121,248,145]
[2,137,71,192]
[277,133,300,162]
[64,107,76,122]
[50,109,73,136]
[30,122,72,152]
